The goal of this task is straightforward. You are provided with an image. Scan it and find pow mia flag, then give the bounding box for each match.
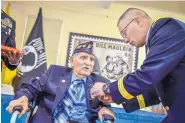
[12,8,47,91]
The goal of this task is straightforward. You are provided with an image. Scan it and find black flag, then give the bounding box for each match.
[12,8,47,91]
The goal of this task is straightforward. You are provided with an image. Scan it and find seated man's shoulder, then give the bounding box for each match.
[91,73,110,83]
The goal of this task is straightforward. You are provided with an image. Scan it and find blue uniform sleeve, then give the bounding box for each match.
[14,65,53,102]
[109,20,185,104]
[123,88,160,113]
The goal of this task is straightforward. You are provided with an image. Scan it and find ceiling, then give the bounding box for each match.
[113,1,185,14]
[6,1,185,15]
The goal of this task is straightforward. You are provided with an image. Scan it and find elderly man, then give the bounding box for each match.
[91,8,185,123]
[6,41,115,123]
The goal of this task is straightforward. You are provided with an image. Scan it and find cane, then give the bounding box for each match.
[10,106,23,123]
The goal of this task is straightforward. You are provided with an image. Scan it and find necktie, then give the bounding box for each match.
[54,79,87,123]
[69,79,85,102]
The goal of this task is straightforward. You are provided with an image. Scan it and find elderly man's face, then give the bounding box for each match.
[70,52,95,78]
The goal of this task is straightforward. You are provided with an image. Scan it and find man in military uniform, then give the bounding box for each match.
[1,9,22,70]
[91,8,185,123]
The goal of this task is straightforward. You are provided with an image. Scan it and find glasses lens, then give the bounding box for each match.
[121,31,126,39]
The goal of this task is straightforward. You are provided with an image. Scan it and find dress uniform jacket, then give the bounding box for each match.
[1,9,17,70]
[14,65,112,123]
[123,88,160,113]
[109,18,185,123]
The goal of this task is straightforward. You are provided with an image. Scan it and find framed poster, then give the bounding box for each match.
[66,32,138,82]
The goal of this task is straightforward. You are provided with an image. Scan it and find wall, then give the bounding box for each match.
[2,1,185,68]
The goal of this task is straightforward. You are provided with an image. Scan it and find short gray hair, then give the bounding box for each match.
[117,8,151,26]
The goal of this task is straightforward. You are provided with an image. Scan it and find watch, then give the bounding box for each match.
[102,83,111,95]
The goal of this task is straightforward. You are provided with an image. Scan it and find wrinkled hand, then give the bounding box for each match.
[98,107,116,122]
[99,95,113,103]
[152,104,167,115]
[6,96,29,118]
[90,82,106,98]
[5,51,23,65]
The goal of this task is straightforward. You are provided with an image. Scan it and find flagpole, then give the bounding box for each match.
[56,21,64,65]
[20,16,28,50]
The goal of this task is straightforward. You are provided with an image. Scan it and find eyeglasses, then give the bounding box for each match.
[120,19,135,39]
